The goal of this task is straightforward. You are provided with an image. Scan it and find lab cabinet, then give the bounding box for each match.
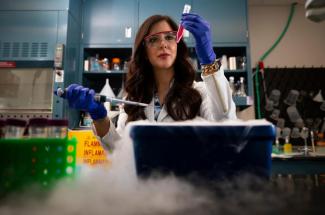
[0,0,69,11]
[0,0,83,128]
[138,0,192,44]
[0,11,58,61]
[82,0,138,47]
[83,46,253,107]
[192,0,248,44]
[138,0,248,44]
[215,45,253,107]
[139,0,190,22]
[82,48,131,97]
[191,45,253,106]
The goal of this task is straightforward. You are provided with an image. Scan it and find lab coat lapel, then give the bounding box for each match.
[145,98,168,122]
[157,79,173,122]
[145,98,155,122]
[157,105,168,122]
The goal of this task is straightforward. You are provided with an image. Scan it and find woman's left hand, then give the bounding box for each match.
[181,13,216,65]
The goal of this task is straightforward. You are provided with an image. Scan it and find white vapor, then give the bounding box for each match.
[0,120,320,215]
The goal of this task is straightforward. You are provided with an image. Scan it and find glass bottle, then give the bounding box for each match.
[112,58,121,71]
[102,58,110,71]
[229,76,235,96]
[90,54,100,72]
[300,127,310,155]
[123,61,129,72]
[221,55,228,70]
[283,136,292,154]
[239,77,247,96]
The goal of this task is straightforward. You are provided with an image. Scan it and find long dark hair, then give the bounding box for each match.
[124,15,202,122]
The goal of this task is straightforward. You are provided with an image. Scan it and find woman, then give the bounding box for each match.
[62,13,237,151]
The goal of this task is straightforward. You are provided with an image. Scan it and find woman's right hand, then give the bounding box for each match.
[63,84,107,120]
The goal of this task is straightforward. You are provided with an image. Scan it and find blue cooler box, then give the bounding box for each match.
[129,121,275,180]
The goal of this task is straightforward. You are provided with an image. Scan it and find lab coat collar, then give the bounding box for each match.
[145,98,155,122]
[147,78,174,122]
[144,97,169,122]
[157,105,168,122]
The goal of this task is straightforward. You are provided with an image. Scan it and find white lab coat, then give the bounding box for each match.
[93,66,237,151]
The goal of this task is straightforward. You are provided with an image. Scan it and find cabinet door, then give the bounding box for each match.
[139,0,191,23]
[192,0,248,43]
[0,11,58,60]
[83,0,137,46]
[0,0,69,10]
[139,0,192,44]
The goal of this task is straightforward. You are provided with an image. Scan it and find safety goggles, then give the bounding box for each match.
[143,31,177,48]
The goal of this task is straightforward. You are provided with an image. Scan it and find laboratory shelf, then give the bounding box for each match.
[83,71,126,76]
[86,70,246,75]
[233,96,254,106]
[224,69,247,74]
[196,69,247,74]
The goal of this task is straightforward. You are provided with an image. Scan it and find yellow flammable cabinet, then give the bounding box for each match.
[68,129,111,167]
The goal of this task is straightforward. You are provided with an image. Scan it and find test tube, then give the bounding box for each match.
[5,118,27,138]
[176,4,191,43]
[47,119,68,138]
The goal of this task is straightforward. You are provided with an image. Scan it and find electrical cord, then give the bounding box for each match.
[254,2,297,119]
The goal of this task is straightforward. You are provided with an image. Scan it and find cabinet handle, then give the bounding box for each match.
[125,27,132,38]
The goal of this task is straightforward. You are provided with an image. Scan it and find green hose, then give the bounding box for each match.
[255,2,297,119]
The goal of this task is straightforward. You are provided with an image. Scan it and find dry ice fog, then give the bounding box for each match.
[0,123,322,215]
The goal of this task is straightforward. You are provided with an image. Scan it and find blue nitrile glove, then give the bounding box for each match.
[181,13,216,65]
[62,84,107,120]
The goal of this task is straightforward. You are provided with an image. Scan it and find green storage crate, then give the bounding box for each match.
[0,137,77,196]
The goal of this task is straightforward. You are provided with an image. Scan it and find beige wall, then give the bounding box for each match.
[248,4,325,67]
[238,3,325,120]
